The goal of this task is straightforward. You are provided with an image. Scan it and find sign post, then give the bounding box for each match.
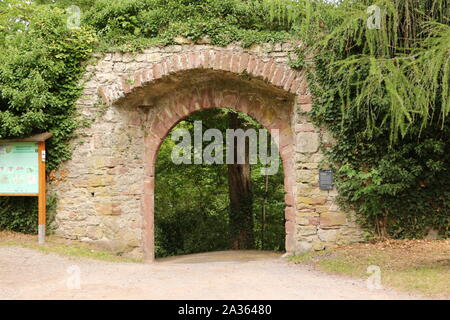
[38,141,46,244]
[0,133,52,244]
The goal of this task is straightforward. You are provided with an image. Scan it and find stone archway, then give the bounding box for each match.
[50,44,362,260]
[141,86,296,260]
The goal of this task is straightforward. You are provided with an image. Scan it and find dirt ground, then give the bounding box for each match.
[0,246,429,300]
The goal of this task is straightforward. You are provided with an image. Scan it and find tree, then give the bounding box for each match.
[227,112,255,249]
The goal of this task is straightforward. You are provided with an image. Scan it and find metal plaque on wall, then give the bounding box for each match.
[319,169,333,190]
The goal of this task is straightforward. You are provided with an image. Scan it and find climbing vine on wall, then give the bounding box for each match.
[267,0,449,238]
[0,3,96,231]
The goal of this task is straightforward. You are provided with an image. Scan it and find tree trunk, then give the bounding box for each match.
[227,112,254,249]
[376,211,389,240]
[261,174,269,250]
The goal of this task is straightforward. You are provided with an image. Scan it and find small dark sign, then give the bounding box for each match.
[319,169,333,190]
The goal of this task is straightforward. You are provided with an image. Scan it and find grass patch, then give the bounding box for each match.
[383,265,450,296]
[288,239,450,298]
[0,231,143,263]
[288,251,318,264]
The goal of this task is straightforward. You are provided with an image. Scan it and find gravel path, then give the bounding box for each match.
[0,246,424,300]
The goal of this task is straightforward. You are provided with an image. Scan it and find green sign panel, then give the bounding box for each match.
[0,142,39,194]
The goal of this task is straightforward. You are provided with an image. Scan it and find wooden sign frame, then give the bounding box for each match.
[0,133,52,244]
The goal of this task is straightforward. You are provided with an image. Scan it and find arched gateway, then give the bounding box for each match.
[50,43,362,260]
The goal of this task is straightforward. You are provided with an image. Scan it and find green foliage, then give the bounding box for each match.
[252,162,285,251]
[154,109,285,257]
[334,135,450,238]
[270,0,450,142]
[82,0,291,51]
[155,116,230,257]
[0,194,57,234]
[308,49,449,238]
[0,3,96,232]
[0,4,96,169]
[283,0,450,238]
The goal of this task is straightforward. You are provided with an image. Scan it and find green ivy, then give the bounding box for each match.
[308,49,449,239]
[82,0,291,51]
[0,4,96,232]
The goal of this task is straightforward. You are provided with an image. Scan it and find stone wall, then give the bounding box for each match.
[49,43,362,260]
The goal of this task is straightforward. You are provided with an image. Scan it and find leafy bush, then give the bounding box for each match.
[0,5,96,169]
[82,0,290,50]
[285,0,450,238]
[0,4,95,232]
[0,194,57,234]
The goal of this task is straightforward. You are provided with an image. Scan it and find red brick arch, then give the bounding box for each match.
[97,48,310,107]
[140,87,296,260]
